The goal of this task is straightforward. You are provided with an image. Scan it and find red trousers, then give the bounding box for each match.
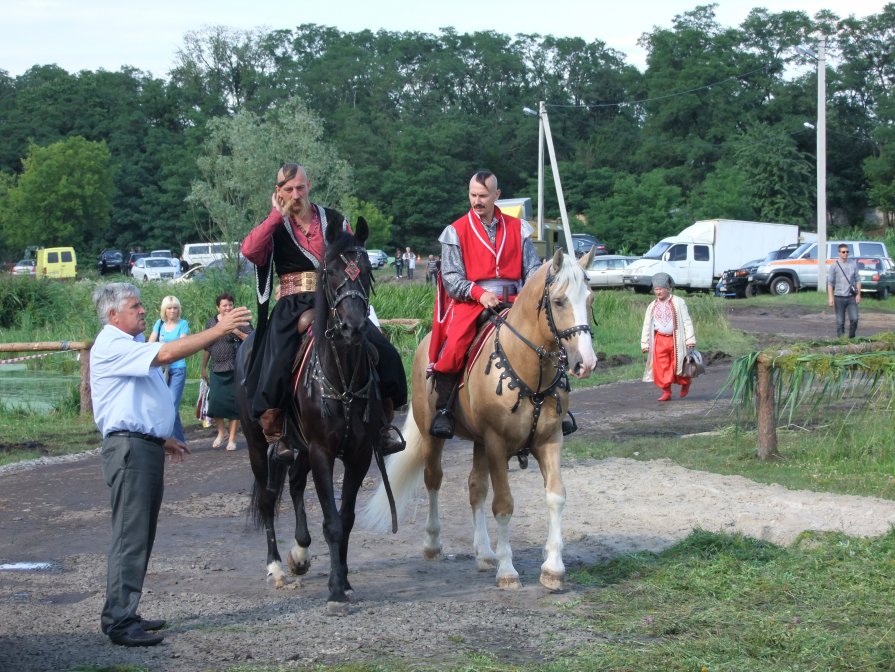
[652,332,689,390]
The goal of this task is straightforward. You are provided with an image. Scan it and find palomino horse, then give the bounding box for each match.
[362,248,597,590]
[237,217,387,615]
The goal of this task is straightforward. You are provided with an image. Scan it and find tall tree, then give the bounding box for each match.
[187,98,353,246]
[2,137,114,251]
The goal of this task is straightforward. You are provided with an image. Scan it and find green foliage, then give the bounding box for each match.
[342,197,393,249]
[187,98,354,244]
[0,276,84,330]
[2,137,114,252]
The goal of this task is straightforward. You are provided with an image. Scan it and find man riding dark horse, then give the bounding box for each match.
[241,162,406,461]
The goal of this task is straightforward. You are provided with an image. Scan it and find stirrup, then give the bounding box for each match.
[268,441,296,464]
[429,409,455,439]
[378,424,406,456]
[561,412,578,436]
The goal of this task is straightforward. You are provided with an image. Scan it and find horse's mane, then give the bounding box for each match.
[517,252,582,303]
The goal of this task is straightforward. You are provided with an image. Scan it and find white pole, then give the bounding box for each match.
[816,36,827,292]
[537,102,545,242]
[539,101,574,256]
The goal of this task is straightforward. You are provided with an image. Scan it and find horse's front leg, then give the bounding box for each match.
[484,436,520,589]
[287,448,312,577]
[309,445,351,615]
[534,435,566,591]
[422,435,445,560]
[469,441,497,570]
[337,444,373,596]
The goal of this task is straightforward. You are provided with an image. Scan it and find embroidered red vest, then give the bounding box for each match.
[450,207,524,283]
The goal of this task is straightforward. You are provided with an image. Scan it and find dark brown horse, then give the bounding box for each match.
[237,217,386,615]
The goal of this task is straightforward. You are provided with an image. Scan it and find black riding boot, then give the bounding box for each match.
[378,398,406,456]
[428,372,459,439]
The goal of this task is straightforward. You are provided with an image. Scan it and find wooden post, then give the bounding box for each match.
[80,345,92,417]
[755,357,779,460]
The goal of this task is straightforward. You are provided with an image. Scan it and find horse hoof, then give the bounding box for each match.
[497,575,522,590]
[476,556,497,571]
[326,601,350,617]
[288,555,311,576]
[423,547,443,560]
[274,575,286,590]
[539,569,565,592]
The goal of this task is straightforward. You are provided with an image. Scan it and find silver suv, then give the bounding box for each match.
[752,240,890,295]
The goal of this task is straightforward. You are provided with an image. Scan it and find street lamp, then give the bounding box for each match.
[522,101,574,257]
[801,38,828,292]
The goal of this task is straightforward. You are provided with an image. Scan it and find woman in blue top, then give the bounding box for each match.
[148,295,190,441]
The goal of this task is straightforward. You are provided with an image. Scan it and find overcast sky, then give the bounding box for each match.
[1,0,886,78]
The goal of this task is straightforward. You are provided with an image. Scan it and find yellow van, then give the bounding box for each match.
[35,247,78,279]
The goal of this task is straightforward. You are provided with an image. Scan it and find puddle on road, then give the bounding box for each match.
[0,561,61,572]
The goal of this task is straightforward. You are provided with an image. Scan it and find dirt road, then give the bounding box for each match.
[1,304,893,672]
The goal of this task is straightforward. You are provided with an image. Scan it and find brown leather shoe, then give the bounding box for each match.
[379,427,405,456]
[260,408,284,444]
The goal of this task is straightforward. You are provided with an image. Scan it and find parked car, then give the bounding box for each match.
[752,239,890,295]
[150,249,172,258]
[585,255,639,288]
[571,233,608,258]
[131,256,182,282]
[97,249,124,275]
[366,249,388,268]
[126,252,149,275]
[173,257,254,283]
[11,258,36,276]
[857,257,895,300]
[715,246,801,298]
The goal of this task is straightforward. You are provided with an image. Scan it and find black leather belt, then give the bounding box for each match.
[105,430,166,447]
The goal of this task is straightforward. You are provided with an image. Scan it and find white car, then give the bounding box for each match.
[585,255,639,288]
[366,249,388,268]
[132,256,182,282]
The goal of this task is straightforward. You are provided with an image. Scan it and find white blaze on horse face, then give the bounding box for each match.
[565,277,597,378]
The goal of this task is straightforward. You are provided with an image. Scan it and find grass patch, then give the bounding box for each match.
[563,528,895,671]
[564,407,895,500]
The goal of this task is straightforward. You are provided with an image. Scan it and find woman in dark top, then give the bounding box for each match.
[201,292,253,450]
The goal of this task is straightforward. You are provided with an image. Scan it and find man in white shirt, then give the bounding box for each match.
[91,283,250,647]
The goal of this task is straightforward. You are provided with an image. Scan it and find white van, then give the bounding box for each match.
[181,242,236,268]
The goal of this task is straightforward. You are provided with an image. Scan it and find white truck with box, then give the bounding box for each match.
[621,219,803,292]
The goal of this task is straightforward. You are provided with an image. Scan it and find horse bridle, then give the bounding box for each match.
[484,267,593,466]
[488,267,593,365]
[307,245,377,444]
[321,246,371,339]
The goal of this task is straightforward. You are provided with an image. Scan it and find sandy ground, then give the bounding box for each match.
[0,303,894,672]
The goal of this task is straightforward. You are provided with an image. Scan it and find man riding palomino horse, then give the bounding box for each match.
[241,163,406,461]
[428,170,577,439]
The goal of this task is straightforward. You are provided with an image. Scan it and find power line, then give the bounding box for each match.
[545,65,772,110]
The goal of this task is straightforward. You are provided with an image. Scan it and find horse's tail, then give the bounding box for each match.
[359,413,425,533]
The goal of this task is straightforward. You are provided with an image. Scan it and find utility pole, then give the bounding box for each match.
[816,36,827,292]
